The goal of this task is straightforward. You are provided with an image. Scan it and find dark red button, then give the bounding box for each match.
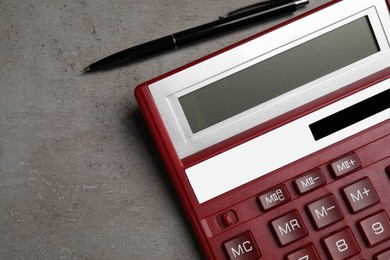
[328,153,361,178]
[322,228,360,259]
[358,211,390,247]
[375,248,390,260]
[218,210,238,228]
[386,166,390,178]
[258,185,290,211]
[270,211,308,247]
[285,244,320,260]
[294,169,326,195]
[341,178,379,213]
[223,231,261,260]
[306,194,344,230]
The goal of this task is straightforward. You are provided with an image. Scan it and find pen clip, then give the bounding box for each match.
[219,0,286,19]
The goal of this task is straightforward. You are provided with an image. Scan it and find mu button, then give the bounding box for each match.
[270,210,308,247]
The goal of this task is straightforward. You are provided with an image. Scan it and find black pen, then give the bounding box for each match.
[84,0,309,72]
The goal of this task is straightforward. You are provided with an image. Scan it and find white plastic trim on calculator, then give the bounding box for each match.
[186,79,390,203]
[149,0,390,159]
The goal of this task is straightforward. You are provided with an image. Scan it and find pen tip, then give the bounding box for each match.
[83,66,91,73]
[295,0,309,8]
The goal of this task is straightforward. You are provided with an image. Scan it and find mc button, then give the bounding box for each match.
[223,231,261,260]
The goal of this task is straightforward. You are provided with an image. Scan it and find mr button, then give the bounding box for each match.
[223,231,261,260]
[270,211,308,247]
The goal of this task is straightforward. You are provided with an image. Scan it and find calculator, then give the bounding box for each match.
[135,0,390,259]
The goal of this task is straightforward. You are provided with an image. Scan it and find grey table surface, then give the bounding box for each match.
[1,0,332,259]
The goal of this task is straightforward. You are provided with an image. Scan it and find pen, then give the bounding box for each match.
[84,0,309,72]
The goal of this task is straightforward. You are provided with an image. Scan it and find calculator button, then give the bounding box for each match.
[322,228,360,259]
[285,244,320,260]
[375,248,390,260]
[293,169,326,195]
[358,211,390,247]
[223,231,261,260]
[341,178,379,213]
[306,194,344,230]
[328,153,361,178]
[270,211,307,247]
[218,210,238,228]
[258,185,290,211]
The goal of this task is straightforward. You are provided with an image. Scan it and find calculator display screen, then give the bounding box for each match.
[179,16,380,133]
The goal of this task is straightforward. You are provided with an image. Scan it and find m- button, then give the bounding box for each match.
[270,211,308,247]
[306,194,344,230]
[223,231,261,260]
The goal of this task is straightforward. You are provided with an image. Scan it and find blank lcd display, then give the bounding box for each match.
[179,16,380,133]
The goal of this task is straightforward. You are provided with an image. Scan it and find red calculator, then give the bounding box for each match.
[135,0,390,258]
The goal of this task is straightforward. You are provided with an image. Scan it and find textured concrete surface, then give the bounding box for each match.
[1,0,331,259]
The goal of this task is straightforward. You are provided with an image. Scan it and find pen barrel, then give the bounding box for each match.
[85,0,304,72]
[88,35,175,71]
[174,0,297,46]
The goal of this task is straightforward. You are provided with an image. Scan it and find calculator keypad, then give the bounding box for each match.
[219,152,390,259]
